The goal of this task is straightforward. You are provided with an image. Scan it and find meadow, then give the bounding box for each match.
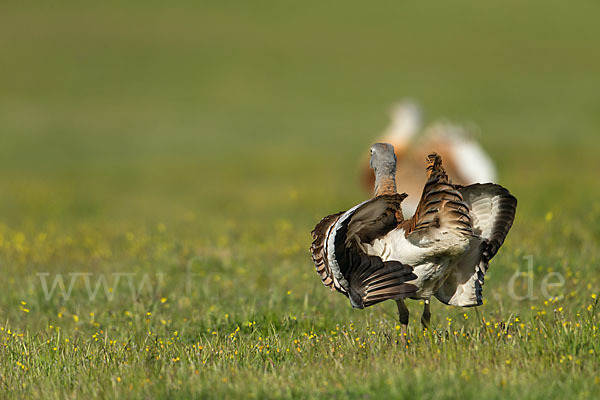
[0,1,599,398]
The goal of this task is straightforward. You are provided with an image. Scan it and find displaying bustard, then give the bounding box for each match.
[311,143,516,341]
[361,101,497,216]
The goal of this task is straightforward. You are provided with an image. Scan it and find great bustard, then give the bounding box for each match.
[311,143,516,342]
[361,101,497,216]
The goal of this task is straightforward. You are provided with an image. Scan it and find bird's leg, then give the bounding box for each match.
[421,299,431,330]
[396,299,409,346]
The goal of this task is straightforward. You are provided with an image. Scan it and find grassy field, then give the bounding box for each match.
[0,1,599,398]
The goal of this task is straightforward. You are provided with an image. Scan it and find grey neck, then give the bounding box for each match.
[373,164,397,195]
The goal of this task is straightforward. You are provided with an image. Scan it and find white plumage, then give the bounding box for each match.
[312,143,517,342]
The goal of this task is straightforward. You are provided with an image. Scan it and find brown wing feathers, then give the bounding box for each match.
[310,195,417,309]
[347,194,407,245]
[345,250,416,308]
[311,149,516,310]
[404,153,473,236]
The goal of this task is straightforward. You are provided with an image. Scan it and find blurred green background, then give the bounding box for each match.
[1,0,598,230]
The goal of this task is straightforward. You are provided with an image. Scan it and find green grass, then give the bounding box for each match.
[0,0,599,398]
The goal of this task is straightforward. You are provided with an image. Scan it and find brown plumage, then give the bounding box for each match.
[400,153,473,237]
[310,194,417,309]
[312,143,516,344]
[310,143,418,310]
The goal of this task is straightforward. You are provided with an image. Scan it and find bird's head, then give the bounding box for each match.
[369,143,397,175]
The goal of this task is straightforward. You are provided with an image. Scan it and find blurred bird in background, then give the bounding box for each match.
[361,100,497,216]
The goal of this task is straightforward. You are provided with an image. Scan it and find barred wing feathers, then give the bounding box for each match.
[311,212,344,291]
[403,153,473,245]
